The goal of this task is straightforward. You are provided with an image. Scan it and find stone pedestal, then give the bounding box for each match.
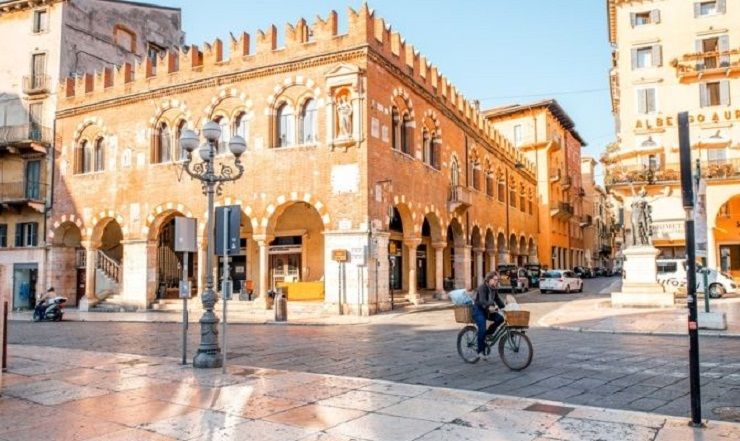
[611,246,674,307]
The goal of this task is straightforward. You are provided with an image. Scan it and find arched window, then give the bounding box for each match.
[391,107,400,150]
[94,137,105,172]
[75,140,92,174]
[154,122,171,163]
[430,137,440,169]
[451,156,460,188]
[214,116,230,154]
[528,191,534,215]
[486,172,494,197]
[497,173,505,202]
[174,120,187,161]
[422,130,431,164]
[401,113,412,154]
[519,185,526,212]
[276,103,295,147]
[472,162,481,191]
[234,112,250,144]
[509,180,517,207]
[300,99,317,144]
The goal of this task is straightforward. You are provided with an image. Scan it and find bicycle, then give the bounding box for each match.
[455,306,533,370]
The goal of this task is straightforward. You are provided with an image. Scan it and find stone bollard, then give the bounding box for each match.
[274,290,287,322]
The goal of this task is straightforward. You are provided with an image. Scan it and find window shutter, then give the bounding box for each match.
[720,81,731,106]
[647,89,656,113]
[694,2,701,17]
[695,39,705,70]
[717,0,726,14]
[637,89,647,114]
[630,12,636,27]
[631,48,638,70]
[699,83,709,107]
[719,35,730,66]
[651,9,661,23]
[652,45,662,67]
[15,224,23,247]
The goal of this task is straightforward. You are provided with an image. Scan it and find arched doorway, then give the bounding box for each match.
[91,218,123,299]
[715,195,740,281]
[445,218,466,289]
[496,232,507,265]
[528,237,537,263]
[152,214,198,300]
[49,222,84,305]
[519,236,528,266]
[485,229,496,272]
[267,201,325,299]
[388,207,404,291]
[470,225,483,286]
[508,234,518,264]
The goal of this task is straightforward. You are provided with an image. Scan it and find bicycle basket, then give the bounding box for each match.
[454,305,474,324]
[505,310,530,328]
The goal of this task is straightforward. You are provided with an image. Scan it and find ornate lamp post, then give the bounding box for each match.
[179,121,246,368]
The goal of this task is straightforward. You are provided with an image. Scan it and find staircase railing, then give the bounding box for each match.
[96,250,121,284]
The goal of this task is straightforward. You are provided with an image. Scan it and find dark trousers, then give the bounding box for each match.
[472,305,504,354]
[34,302,46,318]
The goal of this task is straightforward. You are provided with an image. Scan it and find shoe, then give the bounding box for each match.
[477,352,489,361]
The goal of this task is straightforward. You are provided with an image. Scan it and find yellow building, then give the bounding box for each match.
[603,0,740,281]
[486,100,587,270]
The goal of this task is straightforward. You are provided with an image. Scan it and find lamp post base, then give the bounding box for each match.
[193,349,222,369]
[192,302,222,369]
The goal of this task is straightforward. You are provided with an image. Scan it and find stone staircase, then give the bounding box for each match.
[390,290,442,307]
[90,251,134,312]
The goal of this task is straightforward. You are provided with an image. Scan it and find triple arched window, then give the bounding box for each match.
[276,99,317,147]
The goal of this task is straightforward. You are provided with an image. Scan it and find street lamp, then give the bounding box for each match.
[179,121,246,369]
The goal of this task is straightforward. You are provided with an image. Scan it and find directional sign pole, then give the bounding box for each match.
[222,207,230,374]
[678,111,703,427]
[181,252,188,365]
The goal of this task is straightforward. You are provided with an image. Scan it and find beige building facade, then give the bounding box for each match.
[485,100,587,270]
[50,6,539,314]
[0,0,183,309]
[604,0,740,280]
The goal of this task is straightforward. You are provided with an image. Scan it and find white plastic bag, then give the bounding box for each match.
[449,289,473,305]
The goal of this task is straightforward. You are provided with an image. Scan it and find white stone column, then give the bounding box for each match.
[474,248,484,286]
[120,239,149,309]
[498,248,509,266]
[254,235,272,308]
[83,242,96,301]
[487,250,496,272]
[372,232,391,313]
[432,242,446,296]
[462,245,472,290]
[405,237,422,304]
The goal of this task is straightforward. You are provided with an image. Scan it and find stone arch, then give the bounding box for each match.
[391,87,415,119]
[149,99,192,132]
[528,236,537,261]
[73,117,108,143]
[470,224,482,248]
[420,211,443,243]
[266,75,323,111]
[422,109,442,136]
[143,202,195,240]
[509,233,518,255]
[48,221,85,305]
[205,88,253,121]
[89,210,126,243]
[267,77,323,148]
[48,214,86,242]
[261,194,330,236]
[519,235,528,265]
[445,216,468,289]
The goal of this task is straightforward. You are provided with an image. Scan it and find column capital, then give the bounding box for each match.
[431,241,447,250]
[253,234,274,245]
[403,237,422,248]
[473,247,485,254]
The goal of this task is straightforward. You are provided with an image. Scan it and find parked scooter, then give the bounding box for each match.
[32,296,67,322]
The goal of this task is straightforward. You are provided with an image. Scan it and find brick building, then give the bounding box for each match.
[0,0,183,310]
[50,6,538,314]
[485,100,587,270]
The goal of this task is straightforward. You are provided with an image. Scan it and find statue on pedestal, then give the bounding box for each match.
[630,188,653,246]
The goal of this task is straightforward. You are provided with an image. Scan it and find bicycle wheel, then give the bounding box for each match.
[457,325,480,364]
[498,330,533,371]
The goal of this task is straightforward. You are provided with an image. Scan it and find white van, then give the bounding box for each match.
[656,259,737,298]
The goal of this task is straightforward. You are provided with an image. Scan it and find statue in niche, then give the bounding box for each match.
[336,95,353,140]
[630,188,653,246]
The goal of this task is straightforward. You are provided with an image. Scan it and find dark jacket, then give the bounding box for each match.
[474,283,505,311]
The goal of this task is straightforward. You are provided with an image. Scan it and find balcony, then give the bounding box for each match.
[0,181,48,212]
[580,215,592,227]
[22,74,51,95]
[447,184,472,213]
[550,202,574,220]
[606,159,740,186]
[549,168,561,183]
[671,49,740,83]
[0,124,52,152]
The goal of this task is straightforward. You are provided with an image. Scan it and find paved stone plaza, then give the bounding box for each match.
[8,308,740,422]
[2,345,738,440]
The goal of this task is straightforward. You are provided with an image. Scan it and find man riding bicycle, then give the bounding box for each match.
[473,271,506,359]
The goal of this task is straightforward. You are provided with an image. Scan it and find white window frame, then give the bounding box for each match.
[32,9,48,34]
[635,47,653,69]
[636,87,657,114]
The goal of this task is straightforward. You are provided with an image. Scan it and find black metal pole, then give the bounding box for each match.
[678,111,703,427]
[2,300,8,372]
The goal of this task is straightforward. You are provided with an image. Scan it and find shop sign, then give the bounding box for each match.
[332,249,348,262]
[635,108,740,130]
[652,221,685,239]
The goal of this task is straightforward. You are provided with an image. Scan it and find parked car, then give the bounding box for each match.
[592,267,608,277]
[539,269,583,294]
[524,263,542,287]
[573,266,592,278]
[656,259,737,298]
[496,264,530,293]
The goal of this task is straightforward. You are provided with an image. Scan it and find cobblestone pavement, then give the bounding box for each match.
[9,307,740,422]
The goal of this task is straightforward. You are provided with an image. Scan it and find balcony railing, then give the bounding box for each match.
[0,124,53,148]
[605,158,740,186]
[550,202,574,220]
[447,184,472,212]
[22,74,51,95]
[672,48,740,82]
[0,181,48,203]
